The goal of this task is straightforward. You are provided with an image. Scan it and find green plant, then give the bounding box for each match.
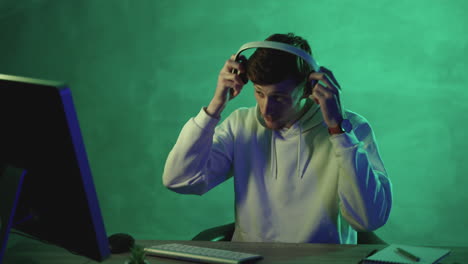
[127,244,147,264]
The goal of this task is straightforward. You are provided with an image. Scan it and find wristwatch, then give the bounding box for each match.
[328,119,352,135]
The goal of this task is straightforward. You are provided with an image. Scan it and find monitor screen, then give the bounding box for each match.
[0,74,110,262]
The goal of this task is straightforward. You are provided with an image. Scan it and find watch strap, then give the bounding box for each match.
[328,126,344,135]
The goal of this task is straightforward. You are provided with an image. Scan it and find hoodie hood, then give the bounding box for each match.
[255,99,325,180]
[255,99,323,133]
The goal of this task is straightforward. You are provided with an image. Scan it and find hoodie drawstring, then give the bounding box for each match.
[270,130,277,180]
[297,123,302,179]
[264,101,322,181]
[270,122,305,180]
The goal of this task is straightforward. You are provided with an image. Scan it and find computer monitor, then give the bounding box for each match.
[0,74,111,262]
[0,165,26,262]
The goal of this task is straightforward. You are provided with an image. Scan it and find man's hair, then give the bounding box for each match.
[246,33,313,86]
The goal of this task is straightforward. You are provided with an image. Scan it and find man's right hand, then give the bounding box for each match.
[206,54,248,118]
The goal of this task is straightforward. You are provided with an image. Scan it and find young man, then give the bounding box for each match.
[163,33,392,244]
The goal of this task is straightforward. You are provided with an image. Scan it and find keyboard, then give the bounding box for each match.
[144,243,263,264]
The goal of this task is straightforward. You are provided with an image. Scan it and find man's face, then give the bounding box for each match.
[253,78,306,130]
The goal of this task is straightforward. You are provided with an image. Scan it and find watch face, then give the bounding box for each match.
[342,119,352,132]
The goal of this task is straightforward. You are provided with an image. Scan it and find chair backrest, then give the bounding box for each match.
[357,231,387,244]
[192,222,387,244]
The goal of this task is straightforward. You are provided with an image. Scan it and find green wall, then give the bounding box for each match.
[1,0,467,246]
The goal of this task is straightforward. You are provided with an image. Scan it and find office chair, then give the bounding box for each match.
[192,222,387,244]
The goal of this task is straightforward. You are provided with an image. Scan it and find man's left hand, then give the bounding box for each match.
[308,66,344,128]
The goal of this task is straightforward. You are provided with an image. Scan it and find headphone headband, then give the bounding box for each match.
[234,41,320,72]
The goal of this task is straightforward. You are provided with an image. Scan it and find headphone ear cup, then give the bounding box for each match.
[237,57,249,84]
[302,82,310,98]
[303,74,316,98]
[239,72,248,84]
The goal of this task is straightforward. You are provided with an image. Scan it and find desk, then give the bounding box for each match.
[4,236,466,264]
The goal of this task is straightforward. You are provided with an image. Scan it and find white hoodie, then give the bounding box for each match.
[163,101,392,244]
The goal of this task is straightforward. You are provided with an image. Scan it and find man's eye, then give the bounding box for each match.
[256,91,264,97]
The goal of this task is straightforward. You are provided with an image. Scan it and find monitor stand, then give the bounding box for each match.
[0,165,27,261]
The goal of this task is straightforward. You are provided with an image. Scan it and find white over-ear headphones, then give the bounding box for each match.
[234,41,320,72]
[230,41,322,100]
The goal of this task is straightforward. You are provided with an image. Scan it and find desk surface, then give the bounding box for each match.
[4,236,466,264]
